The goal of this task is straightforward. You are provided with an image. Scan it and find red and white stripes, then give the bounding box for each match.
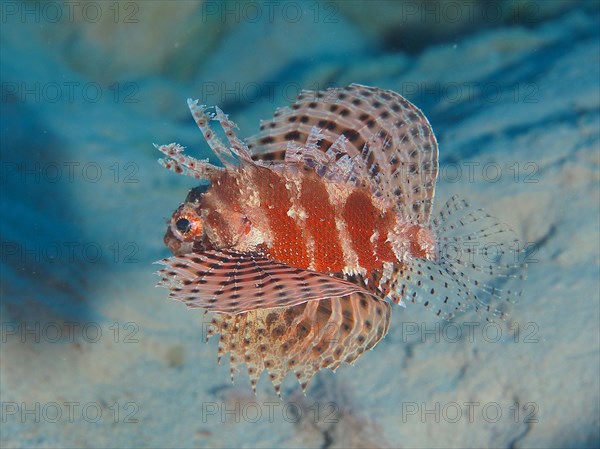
[203,164,399,277]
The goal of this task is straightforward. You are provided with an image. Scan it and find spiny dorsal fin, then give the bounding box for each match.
[155,100,255,179]
[246,84,438,224]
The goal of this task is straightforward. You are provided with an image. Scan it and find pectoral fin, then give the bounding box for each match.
[156,249,377,314]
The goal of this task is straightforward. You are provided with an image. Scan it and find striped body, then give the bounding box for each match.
[200,163,398,275]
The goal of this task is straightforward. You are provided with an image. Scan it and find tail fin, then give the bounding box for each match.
[392,195,527,321]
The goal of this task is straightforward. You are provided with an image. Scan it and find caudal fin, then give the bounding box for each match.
[392,195,527,321]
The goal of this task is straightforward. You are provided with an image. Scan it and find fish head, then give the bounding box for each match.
[164,182,256,255]
[164,204,204,256]
[164,185,209,255]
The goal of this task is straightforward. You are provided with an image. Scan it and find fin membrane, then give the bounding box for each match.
[208,293,391,396]
[156,249,376,314]
[246,84,439,224]
[391,195,527,321]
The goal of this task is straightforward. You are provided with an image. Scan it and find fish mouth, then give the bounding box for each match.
[163,228,194,256]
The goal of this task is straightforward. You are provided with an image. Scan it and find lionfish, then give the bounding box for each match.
[155,84,524,396]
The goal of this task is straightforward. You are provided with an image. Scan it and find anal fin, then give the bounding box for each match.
[206,293,391,396]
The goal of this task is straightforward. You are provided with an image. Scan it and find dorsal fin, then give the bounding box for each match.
[246,84,439,224]
[155,100,255,180]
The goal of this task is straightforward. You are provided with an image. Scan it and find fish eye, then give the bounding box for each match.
[176,218,192,234]
[170,208,203,242]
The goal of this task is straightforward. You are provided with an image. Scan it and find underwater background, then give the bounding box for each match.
[1,0,599,447]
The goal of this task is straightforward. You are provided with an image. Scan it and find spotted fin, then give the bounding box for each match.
[155,250,377,314]
[390,195,527,321]
[207,292,391,396]
[155,142,224,180]
[246,84,439,224]
[156,100,254,179]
